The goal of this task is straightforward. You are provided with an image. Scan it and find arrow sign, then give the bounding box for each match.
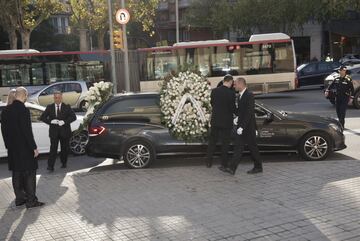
[115,9,130,25]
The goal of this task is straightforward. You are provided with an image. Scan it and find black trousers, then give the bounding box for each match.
[230,132,262,170]
[48,136,70,168]
[207,127,231,167]
[12,170,37,205]
[336,97,349,128]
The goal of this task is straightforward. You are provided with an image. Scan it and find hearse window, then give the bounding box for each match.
[255,106,267,118]
[104,97,160,115]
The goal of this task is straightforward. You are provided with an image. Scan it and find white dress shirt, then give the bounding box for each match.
[239,88,247,100]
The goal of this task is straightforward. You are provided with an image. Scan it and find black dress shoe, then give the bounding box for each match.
[47,167,54,172]
[205,161,212,168]
[26,201,45,209]
[225,167,236,175]
[15,200,27,206]
[61,163,67,168]
[218,165,227,172]
[247,168,263,174]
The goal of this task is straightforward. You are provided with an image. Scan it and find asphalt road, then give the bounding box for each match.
[257,86,360,118]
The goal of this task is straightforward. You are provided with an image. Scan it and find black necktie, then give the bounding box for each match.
[56,104,60,117]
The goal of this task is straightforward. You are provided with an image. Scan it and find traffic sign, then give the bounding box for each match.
[115,9,130,25]
[113,29,123,49]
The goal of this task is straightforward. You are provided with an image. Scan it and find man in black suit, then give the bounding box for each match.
[1,87,44,208]
[206,74,236,168]
[226,77,263,175]
[40,91,76,172]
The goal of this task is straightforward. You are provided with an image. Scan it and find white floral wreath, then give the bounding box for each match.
[160,71,211,141]
[77,81,113,132]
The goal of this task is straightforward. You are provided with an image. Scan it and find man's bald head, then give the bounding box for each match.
[15,87,28,103]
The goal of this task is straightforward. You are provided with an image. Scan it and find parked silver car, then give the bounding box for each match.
[28,81,89,111]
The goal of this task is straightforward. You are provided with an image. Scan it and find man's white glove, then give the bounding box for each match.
[237,127,243,135]
[233,117,238,125]
[256,130,259,136]
[51,119,59,125]
[58,120,65,126]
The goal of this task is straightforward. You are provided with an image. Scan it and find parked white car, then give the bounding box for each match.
[28,81,89,111]
[0,102,88,158]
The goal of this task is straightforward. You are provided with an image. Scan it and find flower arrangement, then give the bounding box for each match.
[77,81,113,132]
[160,71,211,141]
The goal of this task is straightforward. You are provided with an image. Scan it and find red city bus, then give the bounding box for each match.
[0,49,111,97]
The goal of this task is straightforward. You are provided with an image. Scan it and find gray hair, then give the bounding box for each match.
[235,77,247,86]
[6,89,16,105]
[53,90,62,95]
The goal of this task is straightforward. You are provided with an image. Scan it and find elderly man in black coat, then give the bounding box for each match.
[40,91,76,172]
[1,87,44,208]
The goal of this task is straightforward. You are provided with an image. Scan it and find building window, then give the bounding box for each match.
[169,13,175,22]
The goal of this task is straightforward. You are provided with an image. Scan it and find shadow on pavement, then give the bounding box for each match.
[0,155,104,180]
[71,153,360,240]
[0,172,67,240]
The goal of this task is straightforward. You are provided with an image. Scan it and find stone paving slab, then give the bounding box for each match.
[1,159,360,241]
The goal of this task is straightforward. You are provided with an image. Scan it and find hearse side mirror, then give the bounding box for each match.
[265,112,274,123]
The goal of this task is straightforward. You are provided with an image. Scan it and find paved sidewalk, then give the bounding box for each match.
[1,158,360,241]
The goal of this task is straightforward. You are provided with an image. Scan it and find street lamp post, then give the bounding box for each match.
[176,0,179,43]
[121,0,130,92]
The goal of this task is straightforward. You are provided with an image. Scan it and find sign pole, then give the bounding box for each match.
[176,0,179,43]
[107,0,117,94]
[121,0,130,92]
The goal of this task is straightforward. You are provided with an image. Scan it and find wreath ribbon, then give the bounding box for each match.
[171,93,207,125]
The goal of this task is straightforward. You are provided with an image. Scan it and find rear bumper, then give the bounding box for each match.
[86,140,121,158]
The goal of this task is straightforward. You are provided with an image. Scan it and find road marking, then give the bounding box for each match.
[344,129,360,136]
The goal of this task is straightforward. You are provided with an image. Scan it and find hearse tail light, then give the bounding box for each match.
[88,126,106,136]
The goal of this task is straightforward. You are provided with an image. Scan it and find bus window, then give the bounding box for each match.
[76,61,104,83]
[31,63,45,85]
[273,42,294,73]
[241,44,272,75]
[211,46,240,77]
[178,47,211,77]
[152,50,177,80]
[195,47,211,77]
[0,64,30,86]
[47,63,76,83]
[146,53,155,80]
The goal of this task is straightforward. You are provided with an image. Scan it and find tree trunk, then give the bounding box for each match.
[8,30,18,49]
[20,30,31,49]
[79,28,89,51]
[97,30,106,50]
